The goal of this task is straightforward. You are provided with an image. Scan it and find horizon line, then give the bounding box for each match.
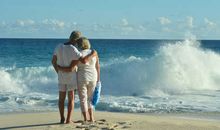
[0,37,220,41]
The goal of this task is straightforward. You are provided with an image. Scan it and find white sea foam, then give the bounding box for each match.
[0,69,26,94]
[1,39,220,96]
[0,66,57,94]
[102,39,220,96]
[1,39,220,113]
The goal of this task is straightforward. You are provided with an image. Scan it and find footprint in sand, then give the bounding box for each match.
[74,119,132,130]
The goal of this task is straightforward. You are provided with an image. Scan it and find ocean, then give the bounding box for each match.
[0,38,220,113]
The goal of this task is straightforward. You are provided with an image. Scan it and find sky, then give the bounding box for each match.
[0,0,220,39]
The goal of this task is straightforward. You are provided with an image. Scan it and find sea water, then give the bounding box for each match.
[0,38,220,113]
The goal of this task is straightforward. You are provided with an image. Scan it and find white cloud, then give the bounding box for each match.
[122,26,133,32]
[118,18,134,33]
[0,19,69,36]
[16,20,25,26]
[158,17,171,25]
[26,19,35,25]
[121,18,129,26]
[204,18,216,27]
[186,16,193,28]
[92,23,106,32]
[16,19,35,27]
[1,17,220,39]
[138,25,146,32]
[0,21,6,27]
[72,22,77,26]
[42,19,65,28]
[162,27,172,32]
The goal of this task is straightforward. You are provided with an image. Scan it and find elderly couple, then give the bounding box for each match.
[52,31,100,124]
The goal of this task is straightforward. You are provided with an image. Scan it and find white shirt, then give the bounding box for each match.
[77,49,97,82]
[54,43,82,85]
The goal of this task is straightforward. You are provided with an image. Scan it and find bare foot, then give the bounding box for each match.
[66,120,74,124]
[88,119,95,123]
[60,118,65,124]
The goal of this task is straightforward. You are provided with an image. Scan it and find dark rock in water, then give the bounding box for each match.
[131,93,138,96]
[0,97,9,102]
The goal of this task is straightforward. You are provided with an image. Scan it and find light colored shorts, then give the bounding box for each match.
[58,84,77,92]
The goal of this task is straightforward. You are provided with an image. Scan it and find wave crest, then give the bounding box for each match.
[102,39,220,96]
[1,39,220,97]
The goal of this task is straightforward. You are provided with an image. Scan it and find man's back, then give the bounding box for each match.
[54,43,81,85]
[55,44,75,66]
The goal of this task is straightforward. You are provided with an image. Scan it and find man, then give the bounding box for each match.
[51,31,96,124]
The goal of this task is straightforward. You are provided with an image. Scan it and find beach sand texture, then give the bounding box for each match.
[0,111,220,130]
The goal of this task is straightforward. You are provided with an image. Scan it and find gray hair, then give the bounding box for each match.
[69,31,81,42]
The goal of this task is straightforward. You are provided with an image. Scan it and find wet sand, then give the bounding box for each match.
[0,111,220,130]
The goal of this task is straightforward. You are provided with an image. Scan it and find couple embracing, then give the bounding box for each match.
[52,31,100,124]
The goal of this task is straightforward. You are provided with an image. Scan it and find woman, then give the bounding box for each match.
[77,37,100,122]
[58,37,100,122]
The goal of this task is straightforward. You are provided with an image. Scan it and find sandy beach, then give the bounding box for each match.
[0,111,220,130]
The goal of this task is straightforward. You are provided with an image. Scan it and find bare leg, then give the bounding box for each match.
[59,91,66,124]
[88,108,94,122]
[82,111,88,121]
[66,91,74,123]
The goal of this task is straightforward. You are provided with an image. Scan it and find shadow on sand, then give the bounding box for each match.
[0,122,60,130]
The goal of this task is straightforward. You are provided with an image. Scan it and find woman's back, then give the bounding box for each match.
[77,49,97,82]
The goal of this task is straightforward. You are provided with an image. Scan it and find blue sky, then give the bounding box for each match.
[0,0,220,39]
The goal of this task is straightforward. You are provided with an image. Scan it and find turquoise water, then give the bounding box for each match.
[0,38,220,113]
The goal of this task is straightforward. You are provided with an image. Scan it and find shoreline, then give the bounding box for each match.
[0,111,220,130]
[1,109,220,121]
